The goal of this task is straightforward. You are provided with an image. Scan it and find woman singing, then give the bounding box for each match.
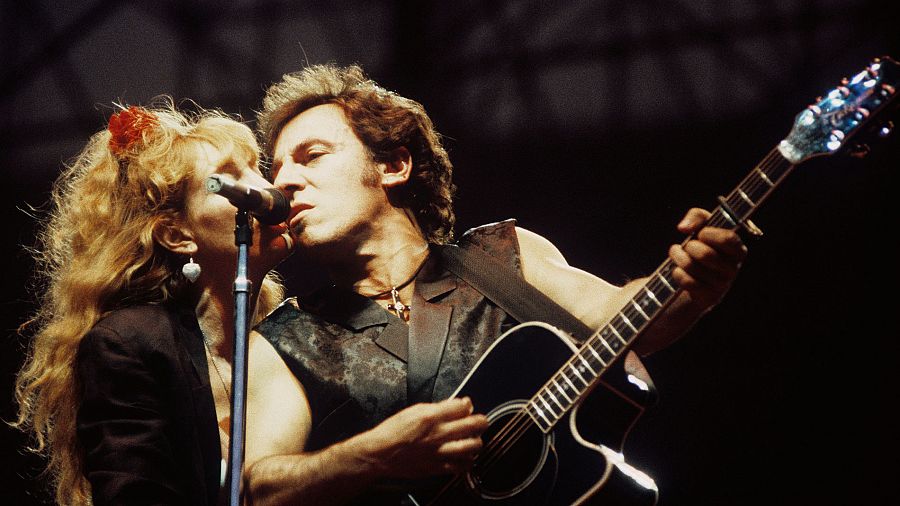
[13,99,293,505]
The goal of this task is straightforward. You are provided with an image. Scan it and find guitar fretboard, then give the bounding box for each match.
[525,149,796,432]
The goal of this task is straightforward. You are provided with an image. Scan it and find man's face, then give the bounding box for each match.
[271,103,387,251]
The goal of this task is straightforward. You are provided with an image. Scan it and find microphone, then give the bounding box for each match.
[205,174,290,225]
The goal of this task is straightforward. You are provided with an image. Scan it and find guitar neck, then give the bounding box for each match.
[525,148,796,433]
[526,56,899,432]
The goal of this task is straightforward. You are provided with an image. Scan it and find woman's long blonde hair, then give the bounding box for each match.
[13,97,284,505]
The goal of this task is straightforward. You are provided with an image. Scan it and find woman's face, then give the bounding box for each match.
[182,141,292,281]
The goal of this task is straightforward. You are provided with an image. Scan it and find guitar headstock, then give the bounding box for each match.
[779,56,899,164]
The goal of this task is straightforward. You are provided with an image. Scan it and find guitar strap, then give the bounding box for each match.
[437,243,657,407]
[437,243,595,343]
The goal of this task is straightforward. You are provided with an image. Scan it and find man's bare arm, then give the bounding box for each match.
[244,333,488,506]
[516,207,746,356]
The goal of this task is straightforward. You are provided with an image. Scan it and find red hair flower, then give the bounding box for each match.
[108,106,159,156]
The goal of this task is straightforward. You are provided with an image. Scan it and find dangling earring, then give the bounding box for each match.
[182,257,201,283]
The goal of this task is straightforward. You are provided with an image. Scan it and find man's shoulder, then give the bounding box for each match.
[458,218,517,242]
[254,295,339,335]
[256,297,303,327]
[456,219,519,253]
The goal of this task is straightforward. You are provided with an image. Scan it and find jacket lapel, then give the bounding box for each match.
[406,255,458,403]
[407,293,453,403]
[172,307,221,502]
[375,318,409,362]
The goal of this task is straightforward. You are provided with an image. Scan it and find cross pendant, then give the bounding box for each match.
[386,287,410,320]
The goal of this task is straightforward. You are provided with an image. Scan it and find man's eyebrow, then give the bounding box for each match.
[290,138,333,157]
[271,137,335,174]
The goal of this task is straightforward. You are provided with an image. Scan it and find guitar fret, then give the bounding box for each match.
[597,342,616,363]
[561,372,578,393]
[737,189,756,207]
[598,336,616,355]
[607,332,623,352]
[586,343,607,366]
[710,208,736,229]
[626,304,648,327]
[718,207,737,227]
[619,312,638,333]
[538,395,558,418]
[658,272,675,292]
[643,287,661,308]
[544,387,565,410]
[552,378,573,403]
[727,193,752,220]
[647,278,674,305]
[577,354,597,376]
[755,166,775,186]
[765,156,792,182]
[528,402,552,429]
[636,292,658,316]
[568,362,589,387]
[744,177,770,204]
[607,325,627,346]
[631,301,650,320]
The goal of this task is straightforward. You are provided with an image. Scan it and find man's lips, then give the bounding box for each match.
[288,203,313,227]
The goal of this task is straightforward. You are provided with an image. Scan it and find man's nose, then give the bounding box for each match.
[273,160,308,194]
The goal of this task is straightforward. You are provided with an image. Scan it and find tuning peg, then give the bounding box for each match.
[825,130,845,152]
[879,121,894,138]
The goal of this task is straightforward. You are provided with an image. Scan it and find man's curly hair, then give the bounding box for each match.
[257,64,456,244]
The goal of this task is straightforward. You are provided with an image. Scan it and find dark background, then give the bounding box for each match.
[3,1,898,504]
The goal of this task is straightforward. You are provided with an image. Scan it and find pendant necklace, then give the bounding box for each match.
[367,250,430,321]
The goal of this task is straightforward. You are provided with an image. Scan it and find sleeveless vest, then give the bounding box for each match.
[256,220,523,452]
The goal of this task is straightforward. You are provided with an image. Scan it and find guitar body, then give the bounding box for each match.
[408,322,658,506]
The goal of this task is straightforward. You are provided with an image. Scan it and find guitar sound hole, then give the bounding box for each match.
[467,401,552,499]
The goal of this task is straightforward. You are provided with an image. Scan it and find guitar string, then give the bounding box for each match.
[444,148,794,498]
[740,150,782,207]
[477,353,610,473]
[432,410,535,500]
[472,291,659,475]
[475,347,611,471]
[475,364,597,476]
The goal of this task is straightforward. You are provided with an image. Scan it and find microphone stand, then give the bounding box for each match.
[226,209,252,506]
